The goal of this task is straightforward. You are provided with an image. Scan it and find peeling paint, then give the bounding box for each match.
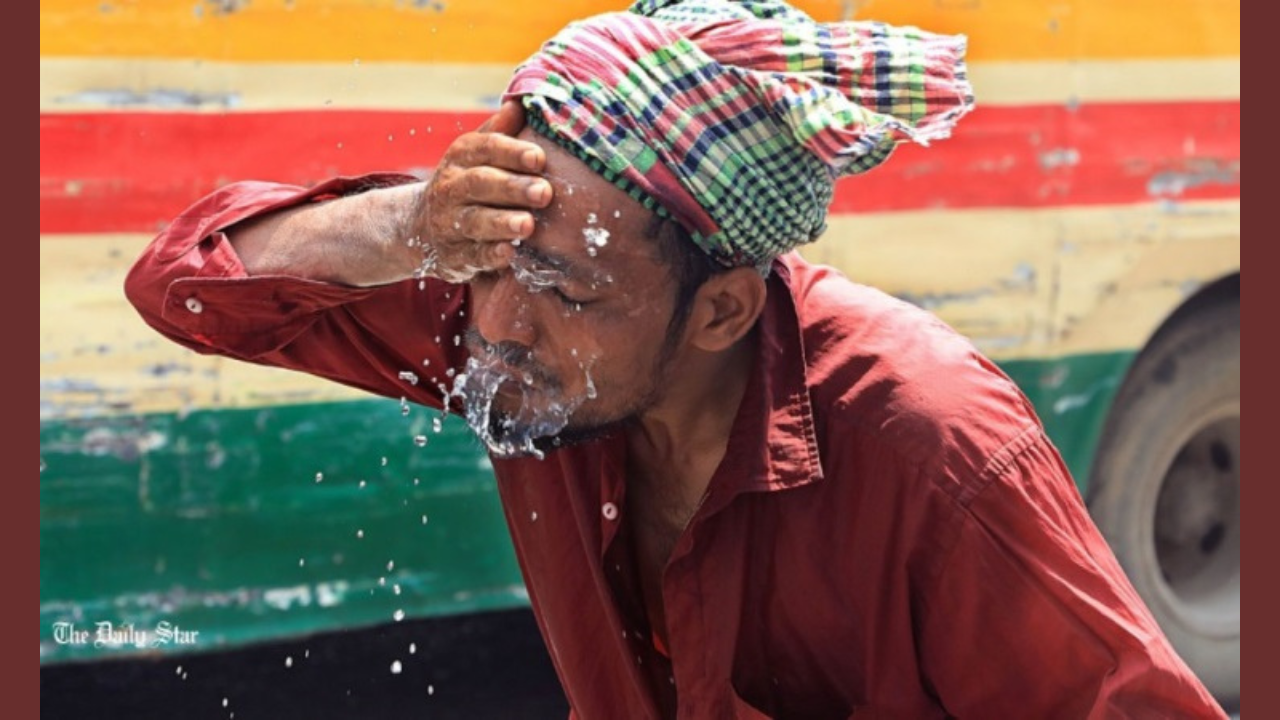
[1039,147,1081,170]
[1147,159,1240,197]
[55,88,241,109]
[1052,376,1119,415]
[195,0,250,19]
[80,427,168,460]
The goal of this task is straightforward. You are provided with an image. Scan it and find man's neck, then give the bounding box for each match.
[624,331,756,494]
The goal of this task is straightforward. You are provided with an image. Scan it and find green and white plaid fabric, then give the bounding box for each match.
[506,0,974,267]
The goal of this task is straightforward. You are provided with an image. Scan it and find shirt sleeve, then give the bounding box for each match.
[123,175,472,411]
[914,428,1227,719]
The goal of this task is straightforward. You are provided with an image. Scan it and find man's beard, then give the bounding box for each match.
[455,325,680,460]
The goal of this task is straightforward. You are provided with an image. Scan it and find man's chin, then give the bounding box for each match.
[482,414,621,457]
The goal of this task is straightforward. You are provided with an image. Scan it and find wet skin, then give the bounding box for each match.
[465,127,687,440]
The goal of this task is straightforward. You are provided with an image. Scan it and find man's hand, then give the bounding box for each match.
[413,99,553,283]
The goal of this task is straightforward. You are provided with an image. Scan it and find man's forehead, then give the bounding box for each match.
[518,130,666,276]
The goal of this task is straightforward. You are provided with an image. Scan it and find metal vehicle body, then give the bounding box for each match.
[40,0,1240,704]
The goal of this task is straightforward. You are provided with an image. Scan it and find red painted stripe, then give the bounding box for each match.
[40,102,1239,234]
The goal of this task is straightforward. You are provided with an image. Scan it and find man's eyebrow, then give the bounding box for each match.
[514,244,604,285]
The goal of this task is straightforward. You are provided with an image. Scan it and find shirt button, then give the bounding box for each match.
[601,502,618,521]
[184,297,203,314]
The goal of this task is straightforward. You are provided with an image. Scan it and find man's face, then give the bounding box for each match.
[461,128,684,457]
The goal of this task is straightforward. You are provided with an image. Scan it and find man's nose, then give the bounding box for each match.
[471,272,538,349]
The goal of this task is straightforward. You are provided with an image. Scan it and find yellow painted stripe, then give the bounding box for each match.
[38,57,1241,113]
[38,58,512,112]
[802,199,1240,360]
[40,234,368,420]
[41,199,1238,417]
[40,0,1238,63]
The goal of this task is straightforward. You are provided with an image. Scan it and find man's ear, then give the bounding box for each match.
[686,268,768,353]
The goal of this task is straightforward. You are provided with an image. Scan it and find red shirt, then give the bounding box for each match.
[125,177,1226,719]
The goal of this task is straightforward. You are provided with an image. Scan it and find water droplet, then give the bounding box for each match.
[387,134,394,142]
[358,480,367,489]
[409,128,416,136]
[390,660,403,674]
[380,455,388,466]
[453,335,461,346]
[393,608,406,622]
[422,358,431,367]
[336,142,344,149]
[413,435,428,447]
[428,685,435,696]
[284,656,293,668]
[530,511,538,522]
[400,397,411,416]
[175,665,183,675]
[413,477,420,486]
[398,371,419,385]
[378,576,386,586]
[432,417,443,433]
[409,642,417,654]
[586,212,598,225]
[222,698,229,708]
[315,472,324,483]
[583,227,610,249]
[298,558,306,567]
[393,583,402,595]
[304,649,310,659]
[356,529,365,539]
[386,560,395,571]
[421,514,429,524]
[613,209,622,218]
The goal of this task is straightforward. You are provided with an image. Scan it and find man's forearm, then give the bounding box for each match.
[226,182,425,287]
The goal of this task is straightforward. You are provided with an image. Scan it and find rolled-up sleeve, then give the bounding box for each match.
[915,429,1226,719]
[123,175,470,410]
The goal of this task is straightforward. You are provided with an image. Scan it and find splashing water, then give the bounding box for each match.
[508,253,566,293]
[583,227,610,257]
[448,353,586,460]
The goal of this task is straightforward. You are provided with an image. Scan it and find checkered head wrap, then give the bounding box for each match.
[504,0,974,268]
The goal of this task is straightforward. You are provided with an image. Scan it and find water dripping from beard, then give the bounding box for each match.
[449,341,587,461]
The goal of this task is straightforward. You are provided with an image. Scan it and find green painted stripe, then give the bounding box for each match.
[39,350,1134,663]
[998,351,1135,489]
[39,402,524,664]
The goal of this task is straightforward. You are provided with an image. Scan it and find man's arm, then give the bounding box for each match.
[123,101,549,408]
[222,101,551,287]
[915,429,1226,718]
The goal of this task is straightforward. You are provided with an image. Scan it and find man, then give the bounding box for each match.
[125,0,1226,716]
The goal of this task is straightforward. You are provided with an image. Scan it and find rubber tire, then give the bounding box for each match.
[1088,296,1240,706]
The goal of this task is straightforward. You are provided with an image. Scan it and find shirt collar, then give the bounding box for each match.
[711,254,824,497]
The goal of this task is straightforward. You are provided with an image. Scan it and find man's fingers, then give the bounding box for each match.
[448,132,546,174]
[458,166,552,209]
[456,205,535,241]
[474,239,516,271]
[486,99,527,137]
